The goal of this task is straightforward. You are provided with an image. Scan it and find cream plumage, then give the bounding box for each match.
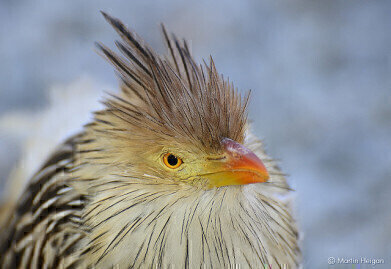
[0,12,300,268]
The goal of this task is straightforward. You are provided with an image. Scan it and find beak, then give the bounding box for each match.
[203,138,269,188]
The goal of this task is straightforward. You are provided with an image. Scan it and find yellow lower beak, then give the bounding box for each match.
[203,138,269,188]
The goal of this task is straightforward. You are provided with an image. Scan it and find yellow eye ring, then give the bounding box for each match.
[163,153,182,169]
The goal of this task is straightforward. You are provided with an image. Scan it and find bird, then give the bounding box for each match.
[0,12,300,268]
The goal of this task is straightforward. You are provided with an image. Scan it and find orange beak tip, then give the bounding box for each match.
[213,138,270,186]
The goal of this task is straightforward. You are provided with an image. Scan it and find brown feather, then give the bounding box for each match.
[98,12,249,153]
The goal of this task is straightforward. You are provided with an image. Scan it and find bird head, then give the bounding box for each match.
[79,13,269,190]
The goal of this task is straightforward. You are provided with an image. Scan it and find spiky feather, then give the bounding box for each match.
[97,11,249,153]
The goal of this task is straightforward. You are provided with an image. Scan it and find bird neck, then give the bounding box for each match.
[72,176,298,268]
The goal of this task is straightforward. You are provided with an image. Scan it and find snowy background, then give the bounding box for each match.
[0,0,390,268]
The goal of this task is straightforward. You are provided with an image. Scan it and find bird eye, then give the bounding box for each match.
[163,153,182,169]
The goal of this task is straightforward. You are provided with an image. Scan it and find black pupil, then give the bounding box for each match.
[167,154,178,166]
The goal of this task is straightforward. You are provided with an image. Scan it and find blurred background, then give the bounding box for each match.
[0,0,390,267]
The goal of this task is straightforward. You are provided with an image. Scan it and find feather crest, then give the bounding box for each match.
[97,12,249,152]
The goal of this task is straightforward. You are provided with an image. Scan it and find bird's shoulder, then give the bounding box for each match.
[0,134,87,268]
